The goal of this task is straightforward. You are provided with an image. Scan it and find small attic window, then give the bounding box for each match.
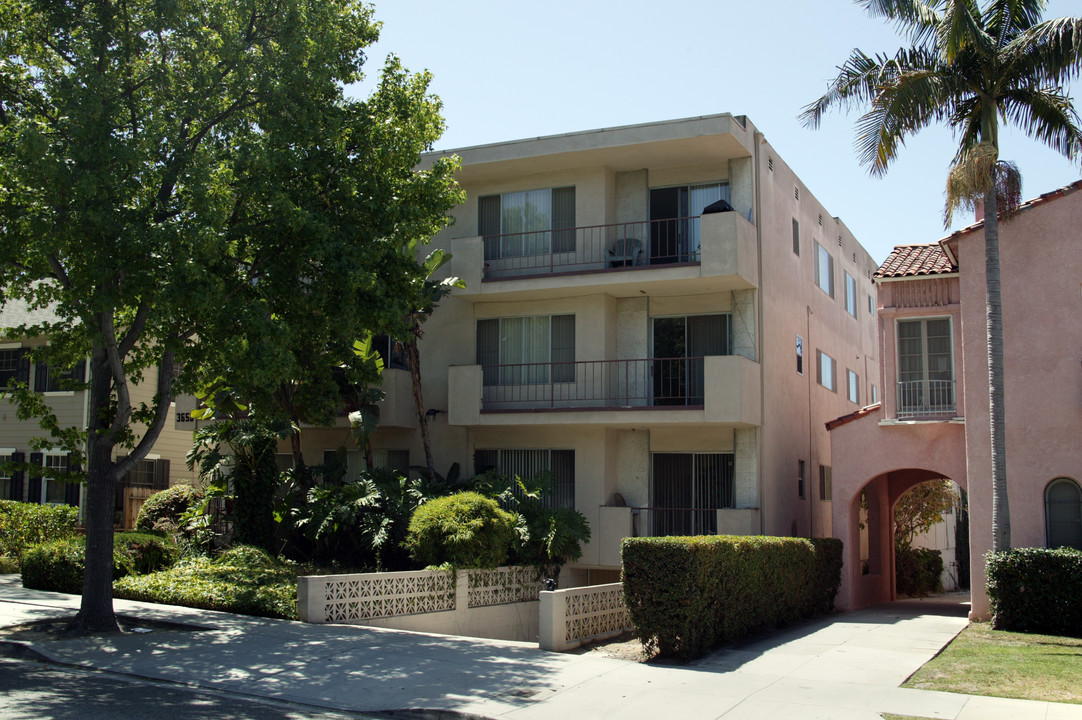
[818,214,823,226]
[768,157,774,171]
[852,252,857,262]
[795,187,800,200]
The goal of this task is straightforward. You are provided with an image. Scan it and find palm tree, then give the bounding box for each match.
[404,242,464,482]
[801,0,1082,552]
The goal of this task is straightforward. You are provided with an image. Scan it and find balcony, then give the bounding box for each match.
[481,217,702,279]
[449,211,757,301]
[895,379,957,421]
[595,505,761,565]
[448,355,760,427]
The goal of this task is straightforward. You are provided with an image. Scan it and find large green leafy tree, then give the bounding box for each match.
[801,0,1082,553]
[0,0,460,632]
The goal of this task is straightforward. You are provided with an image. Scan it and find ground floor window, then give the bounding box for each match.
[473,448,575,510]
[1046,477,1082,550]
[651,452,734,536]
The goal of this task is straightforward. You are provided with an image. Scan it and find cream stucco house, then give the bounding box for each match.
[294,114,881,581]
[1,299,197,527]
[828,181,1082,618]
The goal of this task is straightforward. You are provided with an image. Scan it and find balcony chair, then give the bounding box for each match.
[608,237,643,267]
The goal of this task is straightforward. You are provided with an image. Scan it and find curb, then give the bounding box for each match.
[0,639,65,664]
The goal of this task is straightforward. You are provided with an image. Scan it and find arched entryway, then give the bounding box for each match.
[844,468,968,609]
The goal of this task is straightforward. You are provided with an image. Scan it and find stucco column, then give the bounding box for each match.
[731,289,756,361]
[734,427,758,509]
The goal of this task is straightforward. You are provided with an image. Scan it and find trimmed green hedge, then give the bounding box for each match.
[114,546,297,619]
[20,532,177,594]
[987,547,1082,637]
[895,546,943,596]
[0,500,78,560]
[405,491,517,569]
[623,535,843,660]
[811,538,843,614]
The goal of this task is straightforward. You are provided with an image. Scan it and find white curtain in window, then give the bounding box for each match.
[500,189,551,257]
[499,316,551,384]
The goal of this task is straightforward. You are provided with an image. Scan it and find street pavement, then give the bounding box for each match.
[0,657,372,720]
[2,575,1080,720]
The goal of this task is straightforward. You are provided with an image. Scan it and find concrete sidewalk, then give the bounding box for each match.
[1,575,1079,720]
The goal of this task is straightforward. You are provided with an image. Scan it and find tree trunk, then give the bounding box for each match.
[407,328,435,482]
[985,185,1011,552]
[72,348,120,633]
[289,430,311,492]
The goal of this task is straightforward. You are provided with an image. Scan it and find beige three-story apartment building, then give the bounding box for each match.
[293,114,881,580]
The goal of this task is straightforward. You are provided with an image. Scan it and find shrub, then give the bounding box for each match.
[135,484,203,533]
[405,491,516,569]
[114,531,178,575]
[987,547,1082,637]
[811,537,843,613]
[114,545,298,619]
[20,538,89,594]
[20,532,177,594]
[493,472,592,578]
[895,546,943,596]
[0,500,78,559]
[622,535,842,660]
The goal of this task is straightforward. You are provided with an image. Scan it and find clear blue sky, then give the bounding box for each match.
[350,1,1081,265]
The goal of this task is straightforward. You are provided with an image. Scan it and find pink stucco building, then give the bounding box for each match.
[829,181,1082,618]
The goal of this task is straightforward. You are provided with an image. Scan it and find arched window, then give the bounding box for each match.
[1045,478,1082,550]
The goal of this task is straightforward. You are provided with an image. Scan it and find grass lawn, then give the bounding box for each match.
[903,622,1082,704]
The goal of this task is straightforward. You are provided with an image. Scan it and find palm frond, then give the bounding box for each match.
[800,49,886,129]
[939,0,996,61]
[946,97,985,163]
[860,0,944,45]
[984,0,1048,46]
[853,61,956,174]
[1004,17,1082,87]
[1000,85,1082,159]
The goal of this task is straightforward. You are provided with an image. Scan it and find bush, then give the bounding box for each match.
[20,532,178,594]
[20,538,89,594]
[0,500,78,559]
[114,545,298,619]
[491,472,592,578]
[987,547,1082,637]
[114,531,178,575]
[622,535,842,660]
[135,484,203,533]
[811,537,843,613]
[405,491,516,569]
[895,546,943,596]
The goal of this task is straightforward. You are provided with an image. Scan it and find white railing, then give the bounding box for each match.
[539,582,633,651]
[298,566,543,625]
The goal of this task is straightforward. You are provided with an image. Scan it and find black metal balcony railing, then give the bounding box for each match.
[481,357,706,411]
[482,217,703,279]
[896,379,956,419]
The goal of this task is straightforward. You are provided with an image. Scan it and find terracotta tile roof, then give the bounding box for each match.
[825,403,881,431]
[874,244,956,279]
